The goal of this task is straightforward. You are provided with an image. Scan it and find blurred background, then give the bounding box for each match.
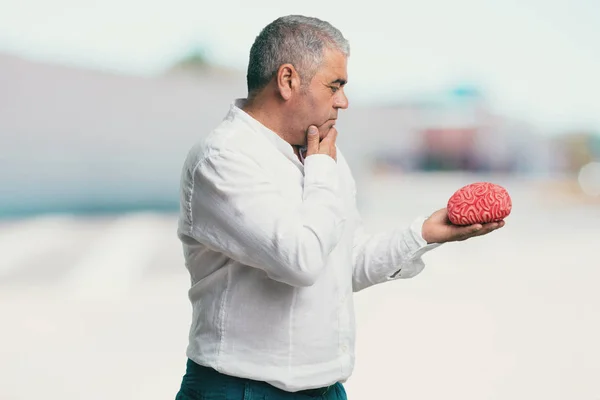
[1,1,599,399]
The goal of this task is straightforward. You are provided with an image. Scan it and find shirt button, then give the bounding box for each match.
[341,344,349,353]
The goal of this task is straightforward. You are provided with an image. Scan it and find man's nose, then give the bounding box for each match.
[334,91,349,109]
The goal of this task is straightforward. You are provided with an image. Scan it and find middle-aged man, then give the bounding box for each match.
[175,15,505,400]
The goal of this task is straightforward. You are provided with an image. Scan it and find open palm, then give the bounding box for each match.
[421,208,505,244]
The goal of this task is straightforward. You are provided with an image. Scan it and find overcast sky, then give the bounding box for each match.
[1,0,599,134]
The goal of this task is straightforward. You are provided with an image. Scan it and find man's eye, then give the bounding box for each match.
[331,86,339,93]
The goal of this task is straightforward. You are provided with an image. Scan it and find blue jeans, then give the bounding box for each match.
[175,359,348,400]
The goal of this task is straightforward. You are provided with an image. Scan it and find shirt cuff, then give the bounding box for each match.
[387,217,441,280]
[409,215,443,258]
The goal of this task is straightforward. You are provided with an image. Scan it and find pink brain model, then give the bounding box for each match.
[447,182,512,225]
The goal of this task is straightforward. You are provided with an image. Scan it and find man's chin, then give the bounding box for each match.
[319,120,336,131]
[324,121,336,134]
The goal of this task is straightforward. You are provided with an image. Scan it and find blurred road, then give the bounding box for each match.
[1,173,598,400]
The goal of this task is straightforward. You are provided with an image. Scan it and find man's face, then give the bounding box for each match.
[292,48,349,144]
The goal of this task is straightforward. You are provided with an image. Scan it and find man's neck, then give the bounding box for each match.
[242,98,281,133]
[242,97,304,163]
[242,97,294,142]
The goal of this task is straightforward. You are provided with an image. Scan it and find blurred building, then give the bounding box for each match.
[367,86,555,176]
[551,131,600,174]
[0,54,590,217]
[0,52,246,217]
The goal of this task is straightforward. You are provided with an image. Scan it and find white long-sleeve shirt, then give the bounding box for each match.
[177,99,441,392]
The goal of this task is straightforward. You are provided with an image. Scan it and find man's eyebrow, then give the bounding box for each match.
[330,79,347,86]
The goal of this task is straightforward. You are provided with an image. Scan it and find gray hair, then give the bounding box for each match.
[246,15,350,95]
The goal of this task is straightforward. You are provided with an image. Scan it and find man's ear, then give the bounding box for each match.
[276,63,300,100]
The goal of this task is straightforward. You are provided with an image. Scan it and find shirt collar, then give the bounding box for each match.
[229,99,304,169]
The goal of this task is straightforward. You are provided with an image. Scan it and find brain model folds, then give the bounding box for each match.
[447,182,512,225]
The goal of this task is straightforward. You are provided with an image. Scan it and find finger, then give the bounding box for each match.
[305,125,319,156]
[471,221,503,237]
[327,128,338,159]
[330,126,338,143]
[490,220,505,232]
[462,223,483,235]
[319,126,338,147]
[453,224,483,241]
[317,127,338,159]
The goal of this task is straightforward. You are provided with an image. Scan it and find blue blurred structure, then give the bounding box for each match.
[1,53,597,218]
